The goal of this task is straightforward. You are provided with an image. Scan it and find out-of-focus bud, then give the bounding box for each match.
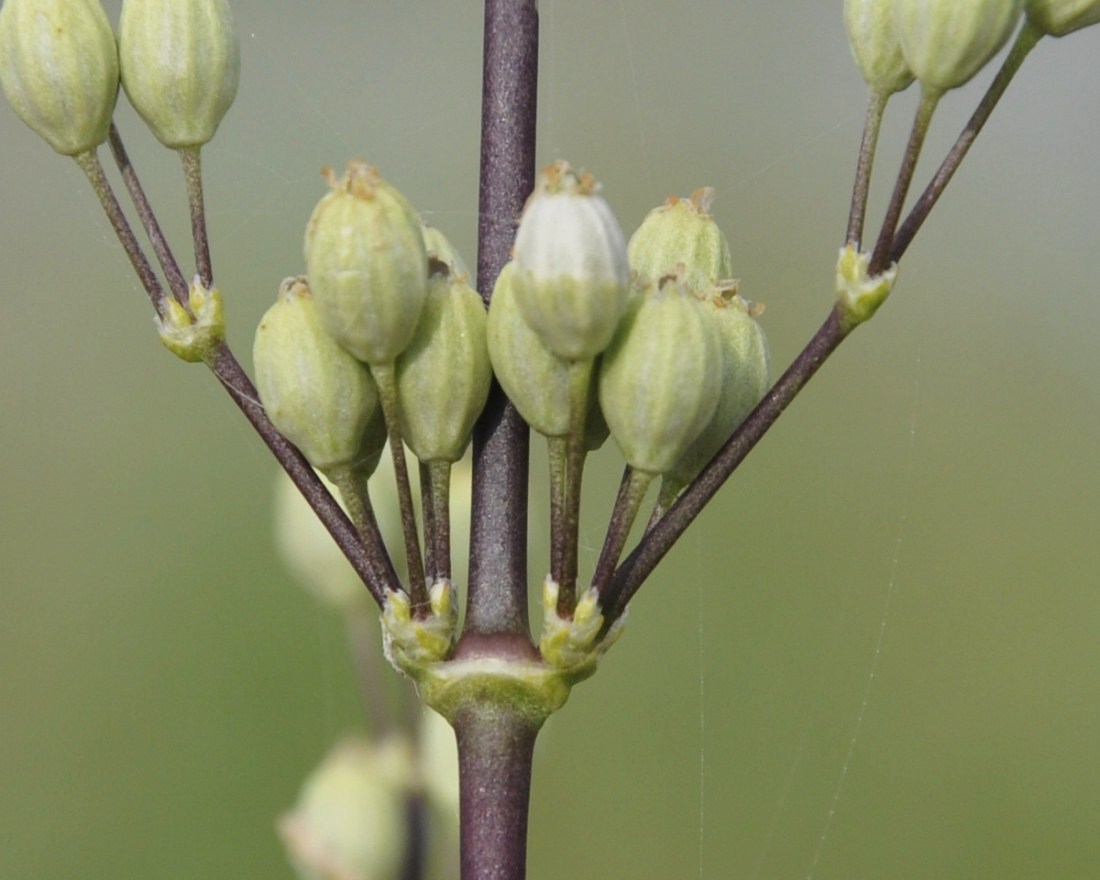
[627,188,733,293]
[598,274,722,477]
[1025,0,1100,34]
[118,0,239,149]
[278,735,415,880]
[420,222,472,280]
[273,470,368,613]
[305,161,429,367]
[487,263,609,448]
[844,0,916,94]
[0,0,119,156]
[664,286,769,491]
[512,160,630,362]
[835,243,898,330]
[395,260,492,464]
[253,276,385,474]
[894,0,1023,94]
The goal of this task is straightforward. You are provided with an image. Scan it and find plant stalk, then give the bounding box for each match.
[465,0,538,640]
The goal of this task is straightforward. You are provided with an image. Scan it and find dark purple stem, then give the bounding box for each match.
[107,125,190,305]
[465,0,538,640]
[453,706,539,880]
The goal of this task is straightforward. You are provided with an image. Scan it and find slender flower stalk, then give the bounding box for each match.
[180,146,214,286]
[846,88,890,246]
[890,20,1042,264]
[868,86,940,274]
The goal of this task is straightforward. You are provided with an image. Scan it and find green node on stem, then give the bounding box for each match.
[156,276,225,362]
[835,243,897,331]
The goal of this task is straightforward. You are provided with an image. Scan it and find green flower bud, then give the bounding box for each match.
[843,0,916,94]
[627,188,733,293]
[1025,0,1100,34]
[420,222,471,280]
[118,0,239,149]
[273,470,369,614]
[253,276,385,474]
[894,0,1023,94]
[0,0,119,156]
[305,160,429,367]
[155,276,225,362]
[487,262,609,448]
[395,259,492,464]
[278,736,415,880]
[512,160,630,362]
[598,274,722,476]
[665,286,769,491]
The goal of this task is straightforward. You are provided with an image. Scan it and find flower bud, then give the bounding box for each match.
[305,161,429,367]
[598,274,722,476]
[0,0,119,156]
[278,736,415,880]
[1025,0,1100,34]
[843,0,916,94]
[118,0,239,149]
[420,222,471,280]
[487,262,609,448]
[894,0,1023,93]
[512,160,630,362]
[664,286,769,491]
[273,470,369,614]
[395,259,492,464]
[627,188,733,293]
[253,276,385,474]
[155,276,225,362]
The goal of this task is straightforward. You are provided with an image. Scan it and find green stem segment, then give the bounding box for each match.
[846,88,889,248]
[554,361,593,616]
[423,460,453,582]
[180,145,213,287]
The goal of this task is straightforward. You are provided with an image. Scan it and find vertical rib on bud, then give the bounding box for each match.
[844,0,916,94]
[1025,0,1100,34]
[894,0,1023,94]
[253,276,385,474]
[0,0,119,156]
[598,274,722,476]
[395,259,492,464]
[118,0,239,149]
[664,286,769,491]
[305,161,429,367]
[627,188,733,293]
[512,160,630,362]
[487,262,609,448]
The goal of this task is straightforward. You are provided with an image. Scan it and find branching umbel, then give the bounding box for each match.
[2,0,1098,878]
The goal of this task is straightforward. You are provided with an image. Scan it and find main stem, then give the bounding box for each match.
[452,3,540,880]
[466,0,538,639]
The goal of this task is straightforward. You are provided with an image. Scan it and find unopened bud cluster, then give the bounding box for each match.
[490,162,769,489]
[840,0,1100,97]
[0,0,239,155]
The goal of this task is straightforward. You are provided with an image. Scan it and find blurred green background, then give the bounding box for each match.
[3,2,1099,878]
